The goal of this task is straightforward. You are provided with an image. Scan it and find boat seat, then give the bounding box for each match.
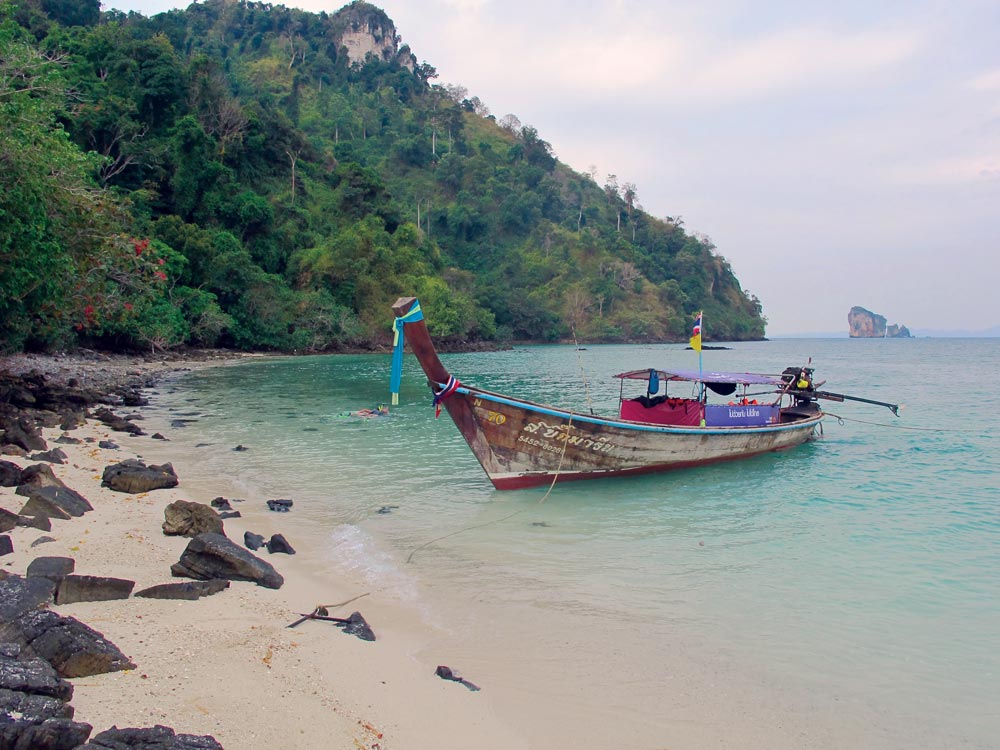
[620,397,702,426]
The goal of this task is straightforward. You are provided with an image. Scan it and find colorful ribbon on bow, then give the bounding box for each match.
[433,375,461,418]
[389,301,424,405]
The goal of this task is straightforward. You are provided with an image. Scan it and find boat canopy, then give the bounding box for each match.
[614,369,785,387]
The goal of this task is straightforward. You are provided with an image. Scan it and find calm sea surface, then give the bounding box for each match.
[140,338,999,748]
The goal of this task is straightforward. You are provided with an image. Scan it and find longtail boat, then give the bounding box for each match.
[390,297,899,490]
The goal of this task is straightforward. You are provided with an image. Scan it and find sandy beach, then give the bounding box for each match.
[1,354,524,749]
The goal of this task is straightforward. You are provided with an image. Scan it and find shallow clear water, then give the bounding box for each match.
[141,339,1000,748]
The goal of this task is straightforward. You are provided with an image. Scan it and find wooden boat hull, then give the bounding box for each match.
[445,386,821,489]
[391,296,822,490]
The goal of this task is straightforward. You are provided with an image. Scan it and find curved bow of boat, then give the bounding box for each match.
[392,296,451,386]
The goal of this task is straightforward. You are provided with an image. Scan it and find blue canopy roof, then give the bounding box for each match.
[614,369,785,386]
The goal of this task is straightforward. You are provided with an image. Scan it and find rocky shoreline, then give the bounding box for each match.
[0,353,256,748]
[2,350,512,750]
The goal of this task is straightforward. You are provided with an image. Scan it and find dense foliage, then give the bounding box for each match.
[0,0,766,353]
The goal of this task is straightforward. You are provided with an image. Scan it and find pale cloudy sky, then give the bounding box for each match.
[105,0,1000,335]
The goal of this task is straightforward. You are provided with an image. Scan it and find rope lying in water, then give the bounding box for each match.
[406,343,589,563]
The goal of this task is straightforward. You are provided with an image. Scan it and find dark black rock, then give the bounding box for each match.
[16,463,65,494]
[265,534,295,555]
[0,576,56,622]
[232,444,248,452]
[98,440,119,450]
[376,505,399,515]
[0,535,11,556]
[17,514,52,531]
[55,575,135,605]
[171,533,283,589]
[243,532,265,551]
[434,665,481,691]
[53,435,82,445]
[0,687,74,721]
[78,724,223,750]
[0,609,136,678]
[340,612,376,642]
[102,459,178,493]
[0,647,74,700]
[0,459,23,487]
[91,407,145,436]
[151,433,168,440]
[0,717,92,750]
[266,498,293,512]
[30,536,57,548]
[0,415,46,452]
[28,449,68,465]
[209,497,232,510]
[133,580,230,601]
[26,557,75,583]
[218,511,241,520]
[0,508,16,532]
[20,485,93,519]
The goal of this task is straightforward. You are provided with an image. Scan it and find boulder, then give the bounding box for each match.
[266,498,293,512]
[209,497,232,510]
[1,444,28,457]
[55,575,135,605]
[76,724,222,750]
[91,407,145,436]
[243,531,265,551]
[133,580,230,601]
[265,534,295,555]
[28,448,68,465]
[26,557,75,584]
[0,575,56,622]
[0,717,93,750]
[218,511,241,520]
[16,463,65,494]
[18,492,72,522]
[53,434,82,445]
[0,535,11,556]
[0,609,135,678]
[98,440,119,450]
[162,501,224,538]
[17,514,52,531]
[0,508,16,532]
[20,485,93,519]
[0,688,74,721]
[0,459,23,487]
[102,459,178,494]
[0,645,74,701]
[171,533,283,590]
[30,536,57,548]
[0,415,46,452]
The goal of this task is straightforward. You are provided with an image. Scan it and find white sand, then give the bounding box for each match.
[1,420,525,749]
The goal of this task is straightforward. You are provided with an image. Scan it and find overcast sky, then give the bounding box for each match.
[105,0,1000,335]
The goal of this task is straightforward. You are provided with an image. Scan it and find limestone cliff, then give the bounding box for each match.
[848,306,912,338]
[332,1,416,70]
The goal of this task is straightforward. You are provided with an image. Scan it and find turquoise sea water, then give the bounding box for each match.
[141,338,999,748]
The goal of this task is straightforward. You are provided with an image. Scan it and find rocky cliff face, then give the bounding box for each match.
[848,306,911,338]
[333,2,415,70]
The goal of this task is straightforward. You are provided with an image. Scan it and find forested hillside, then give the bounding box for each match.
[0,0,767,353]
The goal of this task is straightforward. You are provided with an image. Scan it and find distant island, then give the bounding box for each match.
[848,306,912,338]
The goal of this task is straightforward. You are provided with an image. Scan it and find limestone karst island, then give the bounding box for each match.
[848,306,912,338]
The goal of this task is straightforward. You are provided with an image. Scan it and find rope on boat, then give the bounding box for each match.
[405,416,574,563]
[823,410,986,433]
[406,335,590,562]
[571,327,596,415]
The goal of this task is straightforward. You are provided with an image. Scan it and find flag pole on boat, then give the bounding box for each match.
[690,311,705,426]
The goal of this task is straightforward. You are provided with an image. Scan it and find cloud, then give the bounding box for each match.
[966,67,1000,92]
